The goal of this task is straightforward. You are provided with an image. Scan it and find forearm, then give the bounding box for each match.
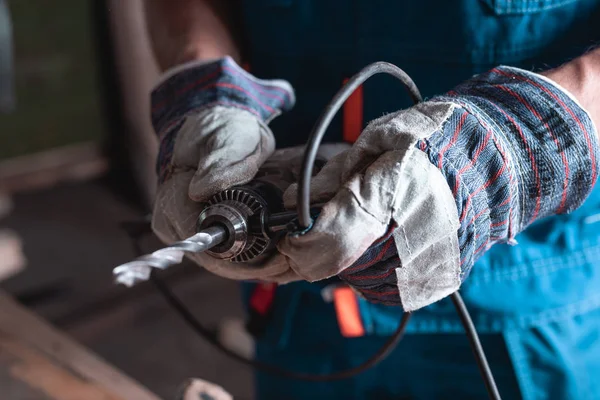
[145,0,240,71]
[542,47,600,138]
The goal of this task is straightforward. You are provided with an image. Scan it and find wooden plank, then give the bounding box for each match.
[0,335,121,399]
[0,291,160,400]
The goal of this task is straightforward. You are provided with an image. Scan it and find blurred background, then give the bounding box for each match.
[0,1,251,398]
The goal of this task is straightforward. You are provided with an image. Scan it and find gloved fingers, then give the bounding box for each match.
[278,172,389,282]
[264,143,349,183]
[182,108,275,202]
[339,102,455,183]
[280,148,463,308]
[279,104,455,290]
[260,145,308,188]
[283,103,453,209]
[279,148,423,282]
[268,145,307,162]
[152,170,201,242]
[283,150,349,208]
[345,150,461,310]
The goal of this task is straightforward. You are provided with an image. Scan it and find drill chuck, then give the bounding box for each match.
[197,185,276,263]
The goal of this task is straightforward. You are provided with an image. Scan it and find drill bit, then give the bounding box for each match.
[113,225,227,287]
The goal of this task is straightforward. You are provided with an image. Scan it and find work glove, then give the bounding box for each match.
[281,67,599,311]
[151,56,299,281]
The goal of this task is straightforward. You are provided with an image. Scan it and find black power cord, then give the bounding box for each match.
[451,292,502,400]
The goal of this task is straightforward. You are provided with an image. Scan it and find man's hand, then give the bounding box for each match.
[279,60,600,311]
[150,57,299,281]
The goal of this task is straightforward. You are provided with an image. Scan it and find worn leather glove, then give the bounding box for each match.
[151,56,298,281]
[281,67,599,311]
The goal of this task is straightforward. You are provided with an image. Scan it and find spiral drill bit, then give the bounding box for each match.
[113,226,227,287]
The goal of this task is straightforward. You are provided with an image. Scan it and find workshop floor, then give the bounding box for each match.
[0,178,253,400]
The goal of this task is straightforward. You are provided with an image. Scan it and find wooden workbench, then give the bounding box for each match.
[0,291,161,400]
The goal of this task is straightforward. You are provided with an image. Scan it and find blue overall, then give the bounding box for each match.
[240,1,600,398]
